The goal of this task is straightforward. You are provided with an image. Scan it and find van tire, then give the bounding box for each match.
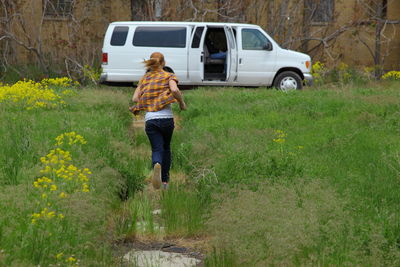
[273,71,302,91]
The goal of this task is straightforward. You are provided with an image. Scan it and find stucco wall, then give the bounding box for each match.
[3,0,131,67]
[2,0,399,70]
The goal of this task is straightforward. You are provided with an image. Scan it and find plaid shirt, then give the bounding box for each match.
[130,71,178,115]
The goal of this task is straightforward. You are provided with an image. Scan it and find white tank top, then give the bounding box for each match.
[145,104,173,121]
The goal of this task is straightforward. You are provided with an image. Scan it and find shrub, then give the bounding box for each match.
[382,71,400,81]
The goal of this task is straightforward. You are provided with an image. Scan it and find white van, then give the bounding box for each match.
[101,21,313,90]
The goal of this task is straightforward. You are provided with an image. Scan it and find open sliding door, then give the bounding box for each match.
[224,25,238,82]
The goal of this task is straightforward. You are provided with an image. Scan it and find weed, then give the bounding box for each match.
[204,247,238,267]
[160,184,205,237]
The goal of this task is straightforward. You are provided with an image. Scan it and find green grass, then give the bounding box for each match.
[0,86,144,266]
[160,184,205,237]
[172,82,400,265]
[1,81,400,266]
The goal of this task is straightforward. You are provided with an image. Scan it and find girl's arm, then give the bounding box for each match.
[132,84,141,103]
[169,79,187,110]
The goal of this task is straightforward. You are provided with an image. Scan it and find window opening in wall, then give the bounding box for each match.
[155,0,163,19]
[305,0,334,24]
[382,0,388,18]
[43,0,73,18]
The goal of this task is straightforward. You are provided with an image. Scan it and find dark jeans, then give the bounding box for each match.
[145,118,174,183]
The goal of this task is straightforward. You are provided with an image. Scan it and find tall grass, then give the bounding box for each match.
[2,80,400,265]
[160,184,205,237]
[172,82,400,265]
[0,86,145,266]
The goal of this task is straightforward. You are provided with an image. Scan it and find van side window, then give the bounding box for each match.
[110,26,129,46]
[133,27,186,48]
[242,29,271,50]
[191,27,204,48]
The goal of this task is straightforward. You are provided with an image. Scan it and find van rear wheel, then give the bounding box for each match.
[273,71,302,92]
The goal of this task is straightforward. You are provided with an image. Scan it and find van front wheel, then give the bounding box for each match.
[273,71,302,92]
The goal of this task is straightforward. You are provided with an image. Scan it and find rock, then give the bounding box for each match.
[124,250,201,267]
[152,209,162,215]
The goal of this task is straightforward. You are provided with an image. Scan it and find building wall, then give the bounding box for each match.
[2,0,399,70]
[318,0,399,69]
[156,0,400,69]
[2,0,131,68]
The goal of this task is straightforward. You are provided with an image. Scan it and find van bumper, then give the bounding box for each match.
[99,73,107,84]
[303,73,313,86]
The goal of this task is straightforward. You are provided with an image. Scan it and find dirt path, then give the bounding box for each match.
[119,115,207,266]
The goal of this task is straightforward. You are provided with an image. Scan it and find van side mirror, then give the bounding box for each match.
[263,42,272,51]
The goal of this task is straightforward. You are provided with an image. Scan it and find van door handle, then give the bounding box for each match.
[201,52,204,63]
[239,58,242,64]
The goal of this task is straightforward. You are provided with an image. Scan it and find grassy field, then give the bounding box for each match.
[0,81,143,266]
[176,82,400,266]
[0,80,400,266]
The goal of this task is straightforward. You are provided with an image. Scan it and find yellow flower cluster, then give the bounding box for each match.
[31,208,64,224]
[0,80,62,109]
[62,89,77,97]
[311,61,327,85]
[41,77,80,87]
[37,148,91,193]
[273,130,287,144]
[337,62,352,82]
[0,78,77,110]
[55,132,87,146]
[55,252,79,267]
[32,132,91,226]
[382,71,400,80]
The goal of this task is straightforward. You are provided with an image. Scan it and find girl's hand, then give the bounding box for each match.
[179,102,187,110]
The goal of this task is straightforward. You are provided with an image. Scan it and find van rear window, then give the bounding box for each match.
[110,26,129,46]
[133,27,186,48]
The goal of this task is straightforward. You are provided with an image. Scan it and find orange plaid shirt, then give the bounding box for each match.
[130,70,178,115]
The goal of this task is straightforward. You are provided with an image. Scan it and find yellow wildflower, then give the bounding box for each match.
[0,79,70,109]
[273,138,285,144]
[82,183,90,193]
[66,256,77,263]
[31,213,41,218]
[382,70,400,80]
[56,252,64,259]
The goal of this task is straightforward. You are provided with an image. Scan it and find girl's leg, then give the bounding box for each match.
[145,120,164,166]
[160,119,174,183]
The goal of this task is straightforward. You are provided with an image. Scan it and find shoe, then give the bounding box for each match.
[162,182,168,190]
[152,163,161,189]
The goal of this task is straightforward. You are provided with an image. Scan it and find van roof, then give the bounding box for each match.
[110,21,259,28]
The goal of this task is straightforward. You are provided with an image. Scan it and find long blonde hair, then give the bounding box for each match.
[144,52,165,71]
